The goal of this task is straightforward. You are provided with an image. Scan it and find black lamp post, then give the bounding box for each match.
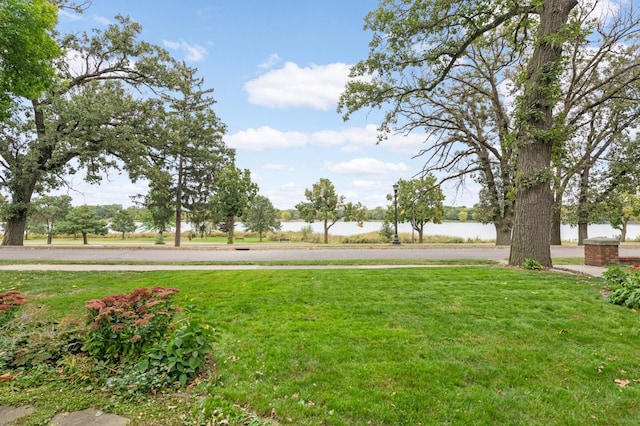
[392,183,400,245]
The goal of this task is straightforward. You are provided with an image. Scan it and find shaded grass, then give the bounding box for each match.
[553,257,586,265]
[2,267,640,425]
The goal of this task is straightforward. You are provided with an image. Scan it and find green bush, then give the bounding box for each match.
[300,224,315,241]
[602,265,630,287]
[605,265,640,309]
[378,222,393,242]
[522,258,543,270]
[83,287,180,363]
[145,305,216,386]
[103,306,216,397]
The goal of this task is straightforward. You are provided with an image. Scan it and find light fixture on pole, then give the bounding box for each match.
[392,183,400,245]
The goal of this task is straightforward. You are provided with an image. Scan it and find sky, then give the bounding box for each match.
[53,0,480,210]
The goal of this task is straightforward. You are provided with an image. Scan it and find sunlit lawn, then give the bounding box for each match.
[2,267,640,425]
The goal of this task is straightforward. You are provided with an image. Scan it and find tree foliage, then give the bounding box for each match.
[109,208,137,240]
[138,171,175,242]
[154,64,233,247]
[56,205,108,244]
[548,4,640,245]
[0,15,177,246]
[243,195,281,242]
[603,190,640,242]
[210,165,258,244]
[0,0,60,117]
[296,178,367,244]
[386,175,444,243]
[27,194,72,243]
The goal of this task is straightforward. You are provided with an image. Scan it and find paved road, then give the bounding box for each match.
[0,244,620,263]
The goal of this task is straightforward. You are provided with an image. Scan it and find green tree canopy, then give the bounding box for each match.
[109,208,138,240]
[0,15,178,246]
[156,64,233,247]
[386,175,444,243]
[56,205,108,245]
[210,165,258,244]
[243,195,281,242]
[138,171,175,243]
[296,178,367,244]
[0,0,60,117]
[27,195,72,244]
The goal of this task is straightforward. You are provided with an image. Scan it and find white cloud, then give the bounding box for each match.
[243,62,351,110]
[226,126,307,151]
[259,53,282,70]
[309,124,428,154]
[263,163,291,171]
[351,180,383,190]
[226,124,430,156]
[588,0,624,21]
[59,10,83,22]
[325,158,410,175]
[93,15,113,26]
[163,39,207,62]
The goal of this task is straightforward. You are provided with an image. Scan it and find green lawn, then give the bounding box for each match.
[2,267,640,425]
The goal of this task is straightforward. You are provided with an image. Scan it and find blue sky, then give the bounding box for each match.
[54,1,482,209]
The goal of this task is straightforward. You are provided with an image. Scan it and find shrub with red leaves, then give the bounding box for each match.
[0,290,26,327]
[83,287,180,363]
[0,291,26,313]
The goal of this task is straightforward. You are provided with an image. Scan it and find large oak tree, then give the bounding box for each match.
[340,0,579,266]
[0,16,177,245]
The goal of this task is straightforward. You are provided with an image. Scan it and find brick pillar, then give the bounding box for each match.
[584,237,619,266]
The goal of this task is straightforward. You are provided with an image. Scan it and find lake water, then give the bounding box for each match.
[277,221,636,242]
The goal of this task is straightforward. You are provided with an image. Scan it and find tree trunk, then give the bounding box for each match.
[82,232,88,245]
[226,215,235,244]
[508,0,577,267]
[576,167,590,245]
[3,215,28,246]
[47,234,53,245]
[495,225,512,245]
[2,100,50,246]
[550,199,562,245]
[323,218,329,244]
[174,155,183,248]
[577,223,588,245]
[621,219,628,242]
[509,143,554,266]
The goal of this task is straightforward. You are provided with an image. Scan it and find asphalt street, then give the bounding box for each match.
[0,244,621,263]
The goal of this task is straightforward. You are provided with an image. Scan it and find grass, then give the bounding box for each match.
[0,258,500,266]
[2,267,640,425]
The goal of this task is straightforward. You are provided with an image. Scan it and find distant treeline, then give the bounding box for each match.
[85,204,480,222]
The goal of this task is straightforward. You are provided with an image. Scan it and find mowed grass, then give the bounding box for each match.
[2,267,640,425]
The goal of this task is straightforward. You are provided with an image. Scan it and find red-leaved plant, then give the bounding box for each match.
[0,290,26,327]
[83,287,180,363]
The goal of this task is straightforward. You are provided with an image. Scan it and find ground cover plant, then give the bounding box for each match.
[1,267,640,425]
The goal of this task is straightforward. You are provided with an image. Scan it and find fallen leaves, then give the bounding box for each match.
[615,379,631,388]
[614,378,640,388]
[0,371,21,382]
